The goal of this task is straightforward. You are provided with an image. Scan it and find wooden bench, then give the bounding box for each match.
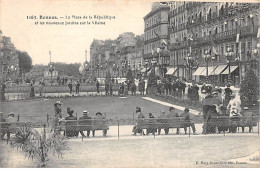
[134,117,189,135]
[58,119,109,137]
[209,116,258,133]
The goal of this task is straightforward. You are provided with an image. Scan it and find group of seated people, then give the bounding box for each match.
[133,106,198,136]
[62,108,107,138]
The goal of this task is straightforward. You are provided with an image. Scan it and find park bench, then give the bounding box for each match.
[210,116,258,133]
[134,117,189,135]
[58,119,109,137]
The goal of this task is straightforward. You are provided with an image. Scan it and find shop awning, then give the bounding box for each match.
[221,66,238,75]
[200,66,218,76]
[193,67,206,76]
[210,65,227,75]
[166,67,177,75]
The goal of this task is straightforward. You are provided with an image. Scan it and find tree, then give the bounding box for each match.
[10,125,68,167]
[239,69,259,103]
[17,51,32,73]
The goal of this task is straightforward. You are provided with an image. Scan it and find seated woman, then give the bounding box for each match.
[64,107,78,137]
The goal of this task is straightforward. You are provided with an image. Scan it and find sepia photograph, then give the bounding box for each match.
[0,0,260,168]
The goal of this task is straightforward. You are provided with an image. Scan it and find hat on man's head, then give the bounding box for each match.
[184,108,190,112]
[244,107,249,110]
[169,107,175,111]
[96,112,102,116]
[55,101,62,105]
[136,106,141,113]
[83,110,89,115]
[8,112,15,117]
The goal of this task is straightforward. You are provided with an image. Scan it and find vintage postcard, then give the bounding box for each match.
[0,0,259,168]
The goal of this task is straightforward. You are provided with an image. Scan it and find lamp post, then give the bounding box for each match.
[96,64,100,78]
[48,63,54,86]
[151,58,157,74]
[186,53,193,81]
[203,50,210,83]
[121,63,124,77]
[144,59,148,78]
[138,61,141,79]
[133,61,135,78]
[252,48,259,76]
[225,47,234,84]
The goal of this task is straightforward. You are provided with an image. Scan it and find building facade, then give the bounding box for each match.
[168,1,189,80]
[186,2,259,86]
[143,2,170,78]
[90,33,144,79]
[0,30,19,81]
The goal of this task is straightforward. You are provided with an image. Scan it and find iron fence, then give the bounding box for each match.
[1,116,259,143]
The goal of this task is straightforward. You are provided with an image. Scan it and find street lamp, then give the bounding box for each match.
[133,61,136,78]
[121,63,124,77]
[203,50,210,83]
[48,62,54,86]
[225,47,234,84]
[186,53,193,81]
[144,59,148,78]
[96,64,100,78]
[151,58,157,74]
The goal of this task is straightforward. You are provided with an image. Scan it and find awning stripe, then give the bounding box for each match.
[221,66,238,75]
[193,67,206,76]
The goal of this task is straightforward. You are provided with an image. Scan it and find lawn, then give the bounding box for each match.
[1,96,186,122]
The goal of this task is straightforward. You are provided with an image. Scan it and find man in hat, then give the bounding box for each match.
[0,112,7,140]
[180,108,198,135]
[136,106,145,119]
[224,84,233,105]
[7,113,16,123]
[79,110,92,137]
[166,107,180,134]
[93,112,107,137]
[68,81,73,94]
[75,80,80,94]
[241,107,255,133]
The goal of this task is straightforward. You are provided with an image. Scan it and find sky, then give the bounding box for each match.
[0,0,152,65]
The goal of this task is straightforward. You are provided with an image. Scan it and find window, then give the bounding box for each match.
[248,42,251,50]
[221,46,224,54]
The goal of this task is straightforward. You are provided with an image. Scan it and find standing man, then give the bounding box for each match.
[105,81,109,96]
[68,81,73,94]
[96,80,100,94]
[76,80,80,94]
[224,84,233,107]
[180,108,198,135]
[39,79,44,97]
[109,80,113,96]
